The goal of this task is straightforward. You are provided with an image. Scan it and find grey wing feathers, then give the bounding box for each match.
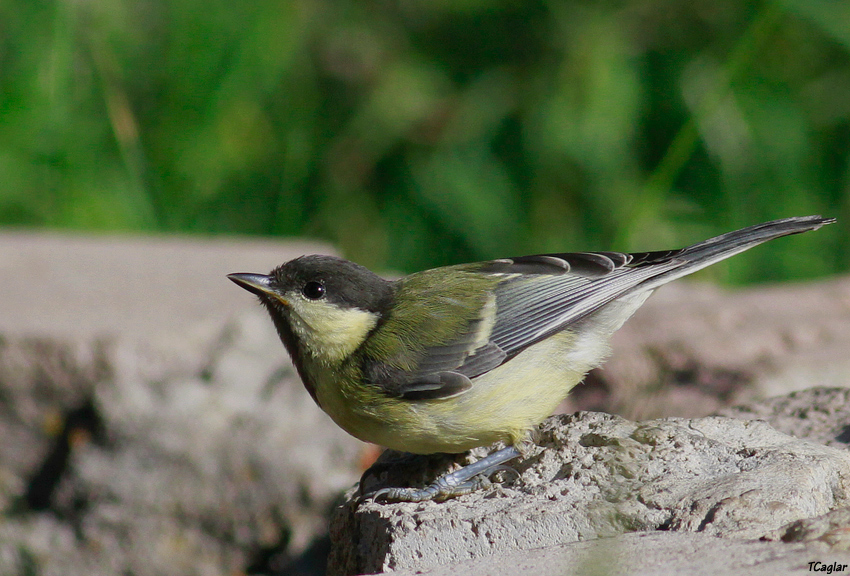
[372,215,834,398]
[488,260,674,355]
[627,215,835,293]
[484,215,835,360]
[410,324,508,376]
[478,252,624,276]
[363,303,508,399]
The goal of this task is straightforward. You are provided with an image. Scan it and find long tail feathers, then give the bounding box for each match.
[636,215,835,292]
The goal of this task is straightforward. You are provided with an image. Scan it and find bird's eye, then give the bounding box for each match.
[302,281,326,300]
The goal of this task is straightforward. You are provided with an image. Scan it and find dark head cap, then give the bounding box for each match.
[229,255,394,314]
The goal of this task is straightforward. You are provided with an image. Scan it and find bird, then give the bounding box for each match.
[228,215,835,501]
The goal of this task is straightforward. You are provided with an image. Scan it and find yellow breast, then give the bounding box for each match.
[310,330,610,454]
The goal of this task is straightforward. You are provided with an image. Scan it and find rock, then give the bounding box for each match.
[717,387,850,448]
[381,531,850,576]
[0,230,331,340]
[0,232,366,576]
[765,506,850,551]
[329,412,850,575]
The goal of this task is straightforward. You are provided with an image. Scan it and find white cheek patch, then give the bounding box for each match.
[285,295,379,364]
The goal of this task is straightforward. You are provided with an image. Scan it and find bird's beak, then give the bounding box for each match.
[227,273,278,299]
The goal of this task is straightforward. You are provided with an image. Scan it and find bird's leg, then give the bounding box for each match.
[365,445,521,503]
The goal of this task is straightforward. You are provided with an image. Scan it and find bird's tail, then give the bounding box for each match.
[635,215,835,292]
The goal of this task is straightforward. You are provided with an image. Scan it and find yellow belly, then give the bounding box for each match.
[306,289,651,454]
[313,329,611,454]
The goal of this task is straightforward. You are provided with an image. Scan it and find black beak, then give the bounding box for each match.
[227,273,275,298]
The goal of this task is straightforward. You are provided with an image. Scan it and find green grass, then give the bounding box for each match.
[0,0,847,283]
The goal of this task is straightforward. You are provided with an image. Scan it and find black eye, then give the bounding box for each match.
[302,281,326,300]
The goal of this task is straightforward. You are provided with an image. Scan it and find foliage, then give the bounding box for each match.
[0,0,848,282]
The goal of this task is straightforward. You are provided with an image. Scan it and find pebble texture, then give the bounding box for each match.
[330,410,850,575]
[718,387,850,448]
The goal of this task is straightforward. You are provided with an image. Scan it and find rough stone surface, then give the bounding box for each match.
[382,531,850,576]
[0,232,366,576]
[717,387,850,448]
[330,412,850,575]
[765,506,850,551]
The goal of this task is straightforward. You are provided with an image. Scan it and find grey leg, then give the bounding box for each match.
[366,445,521,502]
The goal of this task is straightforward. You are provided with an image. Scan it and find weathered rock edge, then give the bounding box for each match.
[329,402,850,575]
[382,531,850,576]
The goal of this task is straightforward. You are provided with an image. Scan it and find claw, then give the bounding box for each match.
[362,446,521,503]
[484,464,519,481]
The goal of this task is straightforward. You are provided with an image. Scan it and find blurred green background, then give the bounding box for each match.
[1,0,848,283]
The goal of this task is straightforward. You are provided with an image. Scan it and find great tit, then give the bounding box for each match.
[228,215,834,501]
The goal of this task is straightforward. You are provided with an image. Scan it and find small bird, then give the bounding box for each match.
[228,215,834,501]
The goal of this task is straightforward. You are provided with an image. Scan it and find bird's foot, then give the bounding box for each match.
[363,445,521,503]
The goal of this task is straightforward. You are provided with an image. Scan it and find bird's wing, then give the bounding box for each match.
[363,249,682,400]
[484,250,680,356]
[363,214,836,400]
